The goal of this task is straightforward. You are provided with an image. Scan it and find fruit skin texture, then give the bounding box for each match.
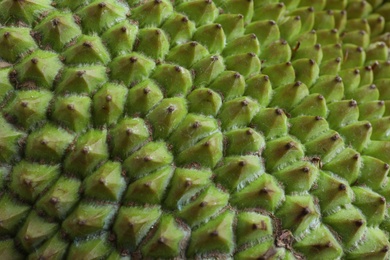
[1,0,390,259]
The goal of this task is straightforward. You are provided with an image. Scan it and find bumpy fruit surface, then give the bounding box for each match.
[1,0,390,259]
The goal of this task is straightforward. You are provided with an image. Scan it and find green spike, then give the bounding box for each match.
[166,41,209,68]
[101,21,138,56]
[0,195,30,235]
[123,141,173,178]
[236,212,273,247]
[223,0,254,23]
[62,203,116,238]
[17,211,58,252]
[321,43,343,62]
[334,10,347,31]
[224,128,265,156]
[28,232,69,260]
[193,23,226,54]
[187,211,235,257]
[130,0,173,27]
[364,140,390,164]
[208,71,245,100]
[263,136,305,171]
[320,57,343,78]
[63,130,109,177]
[346,227,390,259]
[215,14,245,42]
[370,116,390,140]
[341,44,366,69]
[252,108,289,140]
[289,7,315,34]
[161,13,196,46]
[270,81,309,111]
[177,185,229,227]
[123,166,174,204]
[109,117,149,159]
[235,240,285,260]
[260,40,292,67]
[36,177,81,220]
[345,18,371,33]
[245,20,280,47]
[279,15,302,43]
[312,171,354,212]
[218,96,260,130]
[169,113,218,153]
[367,14,385,37]
[14,50,62,89]
[310,75,344,102]
[0,27,38,62]
[322,148,361,184]
[187,88,222,116]
[152,64,192,97]
[147,97,187,139]
[327,100,360,129]
[323,205,366,248]
[164,168,212,210]
[10,161,60,203]
[215,155,264,191]
[316,29,340,47]
[113,206,161,250]
[353,186,386,225]
[176,132,223,168]
[192,55,225,86]
[67,234,112,259]
[289,115,329,143]
[359,65,374,87]
[76,0,128,34]
[223,34,260,57]
[135,28,170,60]
[313,10,335,30]
[273,161,319,193]
[84,161,126,202]
[224,52,261,78]
[358,155,389,190]
[346,0,373,19]
[109,53,156,86]
[365,41,389,62]
[290,93,328,117]
[0,0,54,25]
[244,74,273,106]
[62,35,111,65]
[358,100,386,120]
[292,43,323,64]
[276,194,320,236]
[261,62,295,88]
[294,225,343,259]
[51,95,92,132]
[176,0,219,26]
[25,124,74,163]
[347,84,379,103]
[230,173,285,212]
[252,3,285,22]
[92,83,127,126]
[338,121,372,152]
[304,131,344,163]
[56,65,108,95]
[126,79,163,116]
[0,117,26,163]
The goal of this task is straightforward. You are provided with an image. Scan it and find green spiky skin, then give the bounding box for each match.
[1,0,390,259]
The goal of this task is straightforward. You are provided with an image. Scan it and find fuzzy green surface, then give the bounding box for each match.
[1,0,390,259]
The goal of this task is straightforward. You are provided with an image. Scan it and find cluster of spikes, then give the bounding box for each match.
[1,0,390,259]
